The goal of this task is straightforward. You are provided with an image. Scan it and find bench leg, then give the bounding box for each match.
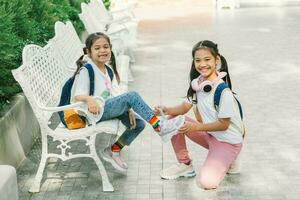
[125,45,136,64]
[29,136,48,193]
[127,50,135,82]
[90,135,114,192]
[128,67,134,82]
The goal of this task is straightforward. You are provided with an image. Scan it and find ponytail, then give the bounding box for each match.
[186,62,199,104]
[109,51,120,84]
[219,55,232,90]
[73,47,88,77]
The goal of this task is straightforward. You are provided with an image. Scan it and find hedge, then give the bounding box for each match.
[0,0,112,116]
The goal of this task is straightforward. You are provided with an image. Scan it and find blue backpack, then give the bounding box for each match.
[214,82,243,120]
[214,82,245,137]
[58,63,114,128]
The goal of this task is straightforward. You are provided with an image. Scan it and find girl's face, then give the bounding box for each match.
[89,37,111,65]
[194,49,219,79]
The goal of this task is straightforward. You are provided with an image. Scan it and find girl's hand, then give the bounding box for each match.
[153,105,167,116]
[128,109,136,129]
[87,97,101,114]
[178,121,200,134]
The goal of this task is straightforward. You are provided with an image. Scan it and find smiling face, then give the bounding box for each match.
[88,37,111,66]
[194,48,220,80]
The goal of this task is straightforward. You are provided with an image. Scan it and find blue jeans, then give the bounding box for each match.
[98,91,154,145]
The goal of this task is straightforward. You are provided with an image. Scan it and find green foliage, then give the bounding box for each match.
[103,0,111,9]
[0,0,86,114]
[0,1,23,114]
[69,0,90,10]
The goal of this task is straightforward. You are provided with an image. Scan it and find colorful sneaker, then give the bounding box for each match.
[102,147,128,172]
[160,163,196,180]
[227,159,240,174]
[158,115,185,142]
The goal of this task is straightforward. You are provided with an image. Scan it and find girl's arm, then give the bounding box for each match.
[180,88,236,134]
[72,68,101,114]
[193,105,202,123]
[74,95,101,114]
[155,101,193,116]
[178,118,230,134]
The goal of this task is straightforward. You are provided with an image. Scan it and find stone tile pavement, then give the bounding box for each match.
[17,1,300,199]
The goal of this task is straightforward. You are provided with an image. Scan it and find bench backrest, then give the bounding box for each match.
[78,4,126,57]
[12,44,68,123]
[51,21,84,73]
[80,2,106,33]
[89,0,112,21]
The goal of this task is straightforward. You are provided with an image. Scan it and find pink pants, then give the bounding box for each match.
[171,116,242,189]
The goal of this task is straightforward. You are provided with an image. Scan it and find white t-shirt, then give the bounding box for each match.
[70,60,123,121]
[195,79,244,144]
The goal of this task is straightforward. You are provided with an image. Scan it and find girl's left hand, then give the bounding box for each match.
[178,121,199,134]
[128,109,136,129]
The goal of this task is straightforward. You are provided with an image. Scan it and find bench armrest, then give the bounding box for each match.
[39,96,104,127]
[39,102,85,112]
[38,96,104,113]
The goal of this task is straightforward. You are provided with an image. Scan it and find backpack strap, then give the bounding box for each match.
[234,96,243,120]
[214,82,227,111]
[214,82,243,120]
[58,78,75,126]
[58,78,74,108]
[214,83,245,138]
[58,64,95,126]
[105,65,114,81]
[83,64,95,96]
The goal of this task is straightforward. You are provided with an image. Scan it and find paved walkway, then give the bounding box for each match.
[17,1,300,200]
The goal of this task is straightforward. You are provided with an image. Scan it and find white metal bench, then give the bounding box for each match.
[91,0,138,34]
[92,0,138,49]
[50,21,84,73]
[110,0,138,14]
[79,3,129,40]
[80,1,137,64]
[78,5,135,81]
[12,38,121,192]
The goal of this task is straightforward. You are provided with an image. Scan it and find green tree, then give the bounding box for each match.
[0,0,86,115]
[103,0,111,9]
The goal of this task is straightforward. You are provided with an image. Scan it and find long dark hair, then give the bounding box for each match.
[74,32,120,83]
[187,40,232,103]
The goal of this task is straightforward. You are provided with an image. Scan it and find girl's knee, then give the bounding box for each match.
[127,91,140,98]
[196,168,222,190]
[135,120,146,131]
[197,176,219,190]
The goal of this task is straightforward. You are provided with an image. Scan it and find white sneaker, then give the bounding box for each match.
[102,147,128,172]
[158,115,185,142]
[227,159,240,174]
[160,163,196,180]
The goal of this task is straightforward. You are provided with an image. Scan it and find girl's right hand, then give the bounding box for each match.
[87,97,101,114]
[153,105,167,116]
